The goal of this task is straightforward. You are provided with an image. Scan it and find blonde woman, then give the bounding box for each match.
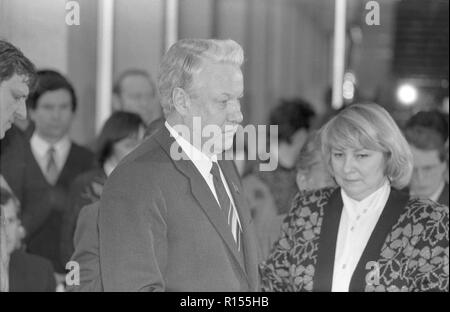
[260,103,449,292]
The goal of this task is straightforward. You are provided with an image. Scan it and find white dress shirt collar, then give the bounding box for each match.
[332,179,391,292]
[30,132,71,173]
[165,121,218,180]
[340,179,391,221]
[103,159,116,177]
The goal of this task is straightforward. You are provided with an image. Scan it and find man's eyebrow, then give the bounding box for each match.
[219,92,244,98]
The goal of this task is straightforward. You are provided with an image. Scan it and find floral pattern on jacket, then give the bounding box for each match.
[259,188,449,292]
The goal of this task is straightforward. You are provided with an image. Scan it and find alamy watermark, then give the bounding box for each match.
[169,117,278,172]
[65,1,80,26]
[65,260,80,286]
[365,261,380,286]
[365,1,380,26]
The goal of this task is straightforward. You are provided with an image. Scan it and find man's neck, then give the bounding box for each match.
[34,131,67,146]
[165,118,217,160]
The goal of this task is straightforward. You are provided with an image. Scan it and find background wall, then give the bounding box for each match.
[1,0,386,144]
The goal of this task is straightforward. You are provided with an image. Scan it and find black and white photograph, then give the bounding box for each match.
[0,0,448,300]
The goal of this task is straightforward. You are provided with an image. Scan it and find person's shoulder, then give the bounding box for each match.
[404,196,449,221]
[122,133,168,166]
[290,187,337,212]
[71,141,95,160]
[73,168,105,186]
[103,137,170,189]
[282,187,337,225]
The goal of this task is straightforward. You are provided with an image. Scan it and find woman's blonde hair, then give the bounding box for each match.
[320,103,413,189]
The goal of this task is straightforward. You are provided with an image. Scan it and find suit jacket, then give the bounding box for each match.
[4,135,95,273]
[60,168,107,265]
[68,202,103,292]
[260,187,449,292]
[9,250,56,292]
[98,126,260,291]
[0,124,27,198]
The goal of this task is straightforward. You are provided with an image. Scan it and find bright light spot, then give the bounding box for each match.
[397,84,418,105]
[343,72,356,100]
[343,80,354,100]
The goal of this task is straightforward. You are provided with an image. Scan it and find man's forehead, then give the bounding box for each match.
[3,74,29,93]
[195,62,243,90]
[410,145,442,164]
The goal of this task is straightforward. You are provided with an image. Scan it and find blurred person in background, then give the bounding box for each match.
[3,70,95,283]
[294,131,337,193]
[242,98,316,252]
[60,111,145,267]
[246,98,316,217]
[404,110,449,206]
[261,103,448,292]
[112,69,162,127]
[255,130,336,261]
[1,186,56,292]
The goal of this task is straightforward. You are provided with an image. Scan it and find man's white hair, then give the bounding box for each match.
[157,39,244,117]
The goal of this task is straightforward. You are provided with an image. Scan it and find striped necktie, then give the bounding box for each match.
[210,162,242,251]
[46,146,59,185]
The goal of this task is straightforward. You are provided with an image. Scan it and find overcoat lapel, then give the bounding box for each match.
[154,127,249,283]
[312,188,344,291]
[349,188,409,291]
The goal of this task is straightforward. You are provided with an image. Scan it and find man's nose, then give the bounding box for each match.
[229,101,243,124]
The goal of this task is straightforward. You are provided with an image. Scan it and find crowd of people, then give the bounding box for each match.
[0,38,448,292]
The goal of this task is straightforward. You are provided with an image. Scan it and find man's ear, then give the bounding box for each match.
[172,87,190,115]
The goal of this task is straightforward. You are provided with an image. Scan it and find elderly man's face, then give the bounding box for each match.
[331,146,387,201]
[187,61,244,155]
[0,74,29,139]
[409,145,447,199]
[119,75,160,125]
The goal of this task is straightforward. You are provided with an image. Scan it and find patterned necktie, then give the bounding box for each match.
[210,162,241,251]
[46,146,59,185]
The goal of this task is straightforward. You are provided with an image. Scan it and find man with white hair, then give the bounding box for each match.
[96,39,259,291]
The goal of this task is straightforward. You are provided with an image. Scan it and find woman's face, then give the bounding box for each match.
[111,126,145,163]
[330,145,387,201]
